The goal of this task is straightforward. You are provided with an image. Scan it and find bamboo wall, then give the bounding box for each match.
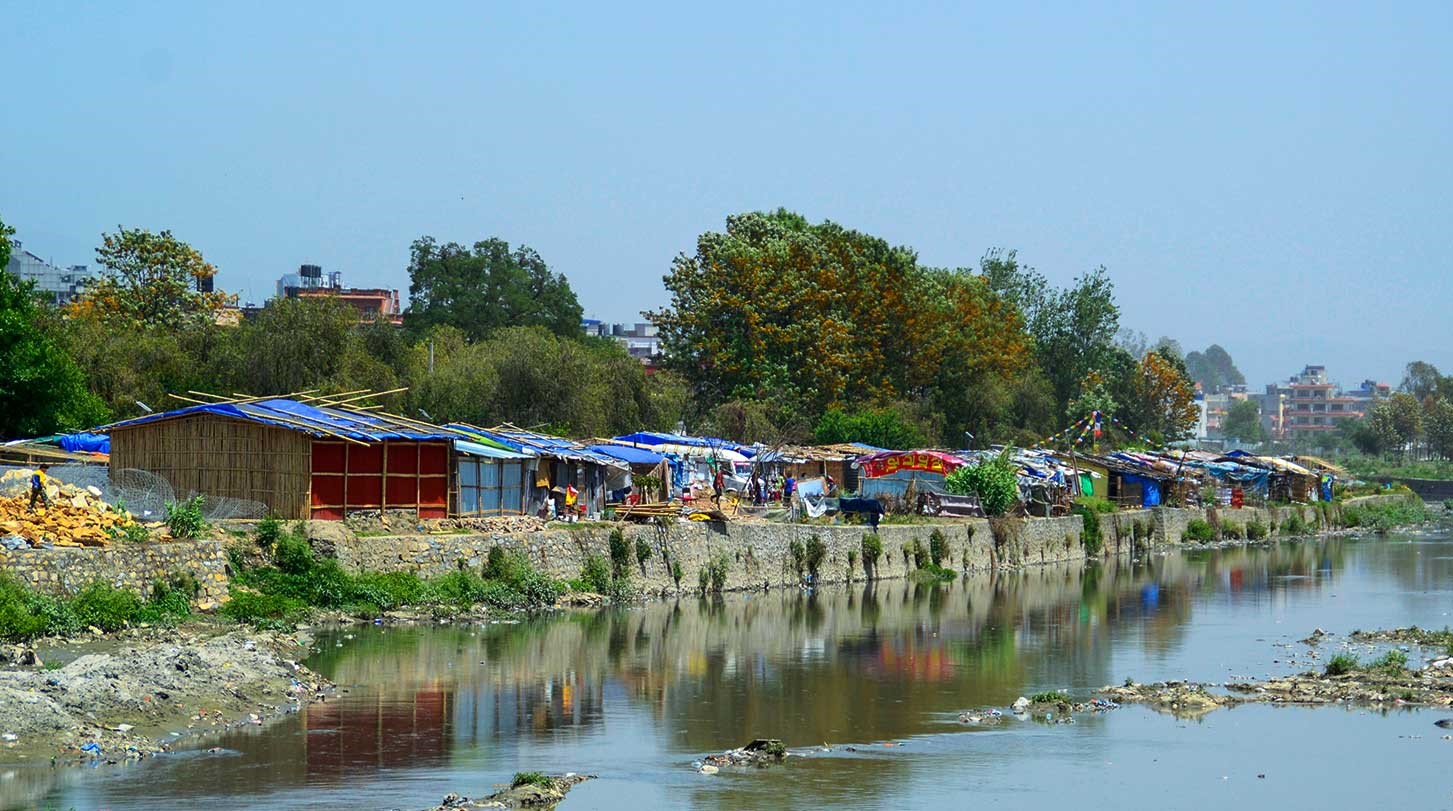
[109,415,314,519]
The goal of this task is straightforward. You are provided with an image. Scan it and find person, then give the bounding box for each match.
[783,474,796,505]
[712,467,725,506]
[826,475,838,497]
[28,465,50,511]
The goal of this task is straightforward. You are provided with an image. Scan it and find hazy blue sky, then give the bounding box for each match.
[3,2,1449,389]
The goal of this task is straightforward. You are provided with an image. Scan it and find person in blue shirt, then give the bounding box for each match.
[28,465,51,511]
[783,475,796,505]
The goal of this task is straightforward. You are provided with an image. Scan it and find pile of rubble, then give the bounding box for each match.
[0,471,140,548]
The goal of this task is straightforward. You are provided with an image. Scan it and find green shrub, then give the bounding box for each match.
[164,495,208,540]
[350,571,427,611]
[635,537,651,569]
[0,575,56,640]
[1245,519,1269,540]
[580,554,612,594]
[669,557,683,589]
[512,772,551,789]
[1324,653,1359,676]
[221,590,309,629]
[944,448,1021,516]
[272,533,315,575]
[788,538,806,579]
[928,529,948,567]
[1029,691,1063,703]
[910,539,930,570]
[1075,496,1117,514]
[71,582,142,631]
[255,515,284,552]
[608,529,631,578]
[134,575,197,625]
[861,533,883,577]
[697,566,709,592]
[1074,505,1103,556]
[113,523,149,544]
[484,546,508,579]
[1182,518,1215,543]
[707,553,729,592]
[1370,649,1409,674]
[846,548,858,578]
[1281,511,1309,536]
[805,535,827,581]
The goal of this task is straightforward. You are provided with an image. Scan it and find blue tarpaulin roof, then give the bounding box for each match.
[612,432,754,457]
[59,433,110,454]
[103,399,462,442]
[588,444,666,465]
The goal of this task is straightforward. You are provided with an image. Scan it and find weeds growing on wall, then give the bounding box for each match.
[0,573,196,641]
[861,534,882,579]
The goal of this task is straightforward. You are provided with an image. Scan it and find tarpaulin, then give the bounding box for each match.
[58,433,109,454]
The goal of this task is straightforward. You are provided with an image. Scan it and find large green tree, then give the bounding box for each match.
[651,211,1031,442]
[980,249,1120,419]
[0,215,14,269]
[73,227,233,328]
[1184,344,1245,392]
[404,236,583,341]
[0,275,108,437]
[1221,399,1263,442]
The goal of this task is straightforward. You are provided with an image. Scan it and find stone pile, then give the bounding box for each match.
[0,484,139,548]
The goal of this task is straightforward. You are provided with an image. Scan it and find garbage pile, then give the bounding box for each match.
[0,470,139,548]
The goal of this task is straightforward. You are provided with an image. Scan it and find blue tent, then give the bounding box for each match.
[588,444,666,466]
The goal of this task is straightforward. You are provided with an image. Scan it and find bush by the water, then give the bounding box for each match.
[1324,653,1359,676]
[1341,498,1428,531]
[928,529,948,567]
[945,449,1021,516]
[1182,518,1215,543]
[861,533,883,577]
[805,535,827,581]
[0,573,195,641]
[227,527,566,627]
[1245,519,1269,540]
[1072,499,1108,555]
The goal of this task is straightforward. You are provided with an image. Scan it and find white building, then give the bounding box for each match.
[4,240,93,305]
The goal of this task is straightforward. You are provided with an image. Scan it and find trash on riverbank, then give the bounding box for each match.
[960,694,1120,726]
[423,773,593,809]
[0,629,331,765]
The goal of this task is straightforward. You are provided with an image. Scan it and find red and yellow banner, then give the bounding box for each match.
[860,450,966,479]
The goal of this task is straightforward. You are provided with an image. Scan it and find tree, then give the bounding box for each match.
[1400,361,1442,403]
[0,215,14,269]
[1425,398,1453,460]
[404,236,583,341]
[72,227,233,327]
[1384,392,1424,450]
[1130,349,1198,442]
[813,404,929,450]
[1184,344,1245,393]
[225,296,362,395]
[1221,399,1263,443]
[982,250,1120,419]
[0,275,108,437]
[651,211,1031,440]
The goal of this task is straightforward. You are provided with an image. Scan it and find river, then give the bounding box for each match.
[13,524,1453,810]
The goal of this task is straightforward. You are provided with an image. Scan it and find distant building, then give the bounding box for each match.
[582,319,661,367]
[3,239,93,305]
[274,265,402,325]
[1199,384,1249,438]
[1263,365,1387,439]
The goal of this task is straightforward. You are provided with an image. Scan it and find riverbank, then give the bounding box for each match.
[0,627,330,765]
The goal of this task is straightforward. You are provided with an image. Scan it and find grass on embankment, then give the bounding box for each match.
[223,526,566,630]
[0,573,198,641]
[1339,497,1429,531]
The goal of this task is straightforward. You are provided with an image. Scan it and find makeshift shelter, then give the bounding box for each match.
[473,425,628,518]
[104,397,482,520]
[852,450,967,502]
[587,443,670,503]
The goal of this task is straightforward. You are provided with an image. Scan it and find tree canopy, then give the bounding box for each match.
[1184,344,1245,392]
[404,236,583,341]
[71,227,233,327]
[1221,399,1263,443]
[0,274,107,438]
[650,211,1032,444]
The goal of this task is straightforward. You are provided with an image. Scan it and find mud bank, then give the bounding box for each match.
[0,628,330,764]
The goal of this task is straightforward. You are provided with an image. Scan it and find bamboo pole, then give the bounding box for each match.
[297,389,371,404]
[232,405,373,445]
[316,387,409,407]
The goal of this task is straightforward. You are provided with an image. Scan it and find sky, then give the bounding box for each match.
[3,1,1450,390]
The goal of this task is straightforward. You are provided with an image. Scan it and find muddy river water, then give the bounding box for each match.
[13,525,1453,810]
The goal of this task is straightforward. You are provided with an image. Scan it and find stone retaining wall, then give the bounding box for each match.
[0,495,1417,603]
[328,516,1087,595]
[0,540,231,605]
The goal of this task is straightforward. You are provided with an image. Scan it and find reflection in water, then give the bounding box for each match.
[30,532,1453,811]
